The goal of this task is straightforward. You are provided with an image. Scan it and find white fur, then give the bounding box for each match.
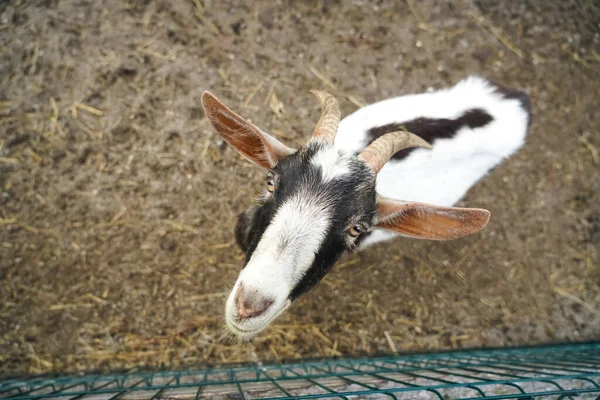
[334,76,529,247]
[225,191,332,338]
[311,146,351,182]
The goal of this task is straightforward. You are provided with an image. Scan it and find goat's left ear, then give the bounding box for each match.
[373,197,490,240]
[201,91,295,169]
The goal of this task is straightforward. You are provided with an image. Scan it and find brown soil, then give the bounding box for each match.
[1,0,599,376]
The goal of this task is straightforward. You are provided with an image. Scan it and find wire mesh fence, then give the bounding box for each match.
[1,342,599,400]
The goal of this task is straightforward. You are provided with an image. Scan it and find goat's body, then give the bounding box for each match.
[203,76,530,338]
[335,76,530,247]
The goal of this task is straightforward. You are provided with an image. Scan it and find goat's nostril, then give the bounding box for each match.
[235,283,244,303]
[235,284,274,320]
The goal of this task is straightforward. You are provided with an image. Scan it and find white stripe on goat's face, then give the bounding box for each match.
[225,194,332,336]
[310,142,351,182]
[226,141,376,339]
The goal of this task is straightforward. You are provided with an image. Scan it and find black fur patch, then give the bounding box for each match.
[235,207,258,253]
[490,81,532,126]
[366,108,494,161]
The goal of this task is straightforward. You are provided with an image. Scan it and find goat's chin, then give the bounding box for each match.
[225,299,292,340]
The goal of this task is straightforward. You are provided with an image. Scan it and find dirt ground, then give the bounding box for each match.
[1,0,599,376]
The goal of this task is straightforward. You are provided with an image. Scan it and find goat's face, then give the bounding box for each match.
[202,91,491,339]
[230,141,376,338]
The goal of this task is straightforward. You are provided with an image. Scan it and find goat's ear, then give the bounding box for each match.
[373,196,490,240]
[201,91,295,169]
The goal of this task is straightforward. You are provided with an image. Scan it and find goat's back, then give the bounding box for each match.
[335,76,530,247]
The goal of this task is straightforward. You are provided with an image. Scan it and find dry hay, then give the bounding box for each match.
[0,0,599,375]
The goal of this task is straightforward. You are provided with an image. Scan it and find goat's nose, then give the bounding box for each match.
[235,283,274,320]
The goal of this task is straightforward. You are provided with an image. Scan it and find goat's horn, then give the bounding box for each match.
[309,90,340,144]
[358,131,432,173]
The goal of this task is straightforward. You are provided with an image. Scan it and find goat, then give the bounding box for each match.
[201,76,530,339]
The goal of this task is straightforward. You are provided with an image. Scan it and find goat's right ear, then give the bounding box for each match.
[373,196,490,240]
[201,91,295,169]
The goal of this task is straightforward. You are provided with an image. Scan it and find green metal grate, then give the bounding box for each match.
[2,343,599,399]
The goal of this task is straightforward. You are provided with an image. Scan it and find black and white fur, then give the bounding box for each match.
[208,76,530,339]
[335,76,529,246]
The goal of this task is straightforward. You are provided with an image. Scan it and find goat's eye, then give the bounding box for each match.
[348,225,364,238]
[266,177,275,193]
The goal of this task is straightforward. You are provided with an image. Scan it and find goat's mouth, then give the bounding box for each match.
[225,299,292,340]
